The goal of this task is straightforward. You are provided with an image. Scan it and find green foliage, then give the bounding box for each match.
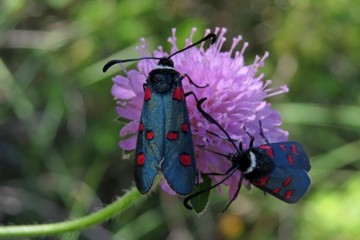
[1,0,359,239]
[299,174,360,239]
[190,175,212,214]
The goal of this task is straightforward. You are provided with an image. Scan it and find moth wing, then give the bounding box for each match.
[160,83,196,196]
[134,85,164,194]
[271,142,311,171]
[251,166,311,203]
[251,142,311,203]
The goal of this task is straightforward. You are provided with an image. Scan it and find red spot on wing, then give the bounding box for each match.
[291,144,298,155]
[252,176,270,187]
[287,154,294,165]
[146,130,154,140]
[272,187,281,194]
[259,145,274,158]
[144,87,151,101]
[166,131,179,141]
[136,153,145,166]
[180,153,191,167]
[285,190,294,200]
[279,144,286,152]
[282,177,292,187]
[173,86,184,101]
[181,123,189,133]
[139,123,144,132]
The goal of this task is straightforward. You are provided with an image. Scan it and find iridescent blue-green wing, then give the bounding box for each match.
[134,85,164,194]
[161,82,196,196]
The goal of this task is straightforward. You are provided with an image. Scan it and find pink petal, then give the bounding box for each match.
[161,179,177,196]
[111,84,136,100]
[228,173,241,199]
[120,121,138,136]
[127,70,146,94]
[116,106,141,121]
[119,135,137,150]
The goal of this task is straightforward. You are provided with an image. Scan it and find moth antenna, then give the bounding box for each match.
[258,120,270,144]
[103,57,161,72]
[196,98,240,154]
[103,34,216,72]
[242,125,255,148]
[207,130,240,144]
[202,148,229,158]
[168,33,217,59]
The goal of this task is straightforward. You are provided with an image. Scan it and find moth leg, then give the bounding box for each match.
[258,120,270,144]
[183,167,237,210]
[242,125,255,148]
[187,95,240,153]
[222,175,243,212]
[181,74,208,88]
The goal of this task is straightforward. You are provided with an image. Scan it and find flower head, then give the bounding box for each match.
[111,27,288,199]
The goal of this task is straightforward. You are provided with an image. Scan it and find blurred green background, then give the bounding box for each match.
[1,0,359,239]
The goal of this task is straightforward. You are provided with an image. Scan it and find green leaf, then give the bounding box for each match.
[190,175,212,214]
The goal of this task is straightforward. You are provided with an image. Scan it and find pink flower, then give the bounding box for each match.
[111,27,289,199]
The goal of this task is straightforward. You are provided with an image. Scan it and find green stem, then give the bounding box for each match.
[0,187,143,238]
